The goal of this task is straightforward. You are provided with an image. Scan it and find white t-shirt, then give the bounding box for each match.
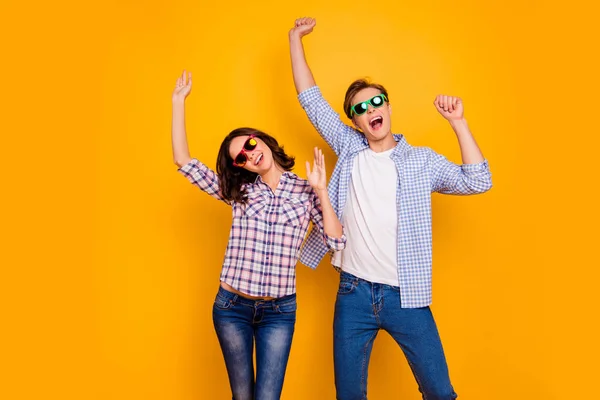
[335,147,400,286]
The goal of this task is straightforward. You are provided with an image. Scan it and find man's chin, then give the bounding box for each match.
[366,129,391,141]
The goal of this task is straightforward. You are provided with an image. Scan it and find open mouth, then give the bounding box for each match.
[254,153,263,166]
[369,116,383,130]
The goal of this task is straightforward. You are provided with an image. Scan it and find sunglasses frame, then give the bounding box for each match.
[232,134,258,167]
[350,94,388,117]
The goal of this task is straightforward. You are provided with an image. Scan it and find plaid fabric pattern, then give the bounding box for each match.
[297,86,492,308]
[179,159,346,298]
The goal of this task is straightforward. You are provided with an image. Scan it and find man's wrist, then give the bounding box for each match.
[289,32,303,43]
[449,117,468,129]
[449,118,470,135]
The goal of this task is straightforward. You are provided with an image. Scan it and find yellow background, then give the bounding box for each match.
[1,0,599,399]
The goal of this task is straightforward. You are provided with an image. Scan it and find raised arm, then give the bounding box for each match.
[172,70,193,167]
[431,95,492,194]
[172,71,228,203]
[289,18,357,155]
[289,17,317,94]
[306,147,346,250]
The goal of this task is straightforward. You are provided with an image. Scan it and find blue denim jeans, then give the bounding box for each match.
[212,286,296,400]
[334,271,457,400]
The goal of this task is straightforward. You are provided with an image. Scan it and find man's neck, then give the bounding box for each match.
[368,133,397,153]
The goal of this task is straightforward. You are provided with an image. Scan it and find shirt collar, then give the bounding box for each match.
[253,171,295,184]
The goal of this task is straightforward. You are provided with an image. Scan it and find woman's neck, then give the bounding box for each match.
[260,164,284,192]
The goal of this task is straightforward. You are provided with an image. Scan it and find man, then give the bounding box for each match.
[289,17,492,400]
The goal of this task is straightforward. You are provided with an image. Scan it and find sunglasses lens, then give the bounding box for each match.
[371,95,384,107]
[244,137,257,151]
[354,102,368,115]
[234,153,247,166]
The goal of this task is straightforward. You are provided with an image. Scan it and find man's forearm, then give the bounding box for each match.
[289,34,316,94]
[450,118,484,165]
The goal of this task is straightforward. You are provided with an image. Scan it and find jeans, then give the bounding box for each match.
[213,286,296,400]
[334,271,457,400]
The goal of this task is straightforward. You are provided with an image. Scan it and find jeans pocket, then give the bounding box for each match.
[213,293,233,310]
[337,277,358,295]
[275,299,297,315]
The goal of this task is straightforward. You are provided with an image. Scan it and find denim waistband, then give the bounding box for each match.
[340,270,400,291]
[217,285,297,308]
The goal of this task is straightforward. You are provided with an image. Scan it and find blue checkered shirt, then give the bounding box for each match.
[297,86,492,308]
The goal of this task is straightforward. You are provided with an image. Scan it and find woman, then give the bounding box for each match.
[171,70,345,400]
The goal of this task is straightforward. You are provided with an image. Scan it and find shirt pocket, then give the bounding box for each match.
[280,197,307,227]
[243,192,267,218]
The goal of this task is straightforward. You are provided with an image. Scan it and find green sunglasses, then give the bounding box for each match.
[350,94,388,117]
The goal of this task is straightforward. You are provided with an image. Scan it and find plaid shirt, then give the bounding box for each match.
[297,86,492,308]
[179,159,346,298]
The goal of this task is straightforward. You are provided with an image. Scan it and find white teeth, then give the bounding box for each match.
[370,116,383,123]
[255,154,263,165]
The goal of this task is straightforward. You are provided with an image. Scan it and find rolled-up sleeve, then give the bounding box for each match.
[178,159,229,203]
[430,150,492,195]
[324,233,347,251]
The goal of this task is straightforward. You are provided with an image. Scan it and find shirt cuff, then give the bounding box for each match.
[461,159,489,172]
[324,233,347,251]
[298,86,322,109]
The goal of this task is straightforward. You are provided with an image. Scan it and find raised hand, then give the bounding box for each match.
[289,17,316,39]
[434,95,464,121]
[305,147,327,192]
[172,70,192,102]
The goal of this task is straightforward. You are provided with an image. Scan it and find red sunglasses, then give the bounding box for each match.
[232,135,258,167]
